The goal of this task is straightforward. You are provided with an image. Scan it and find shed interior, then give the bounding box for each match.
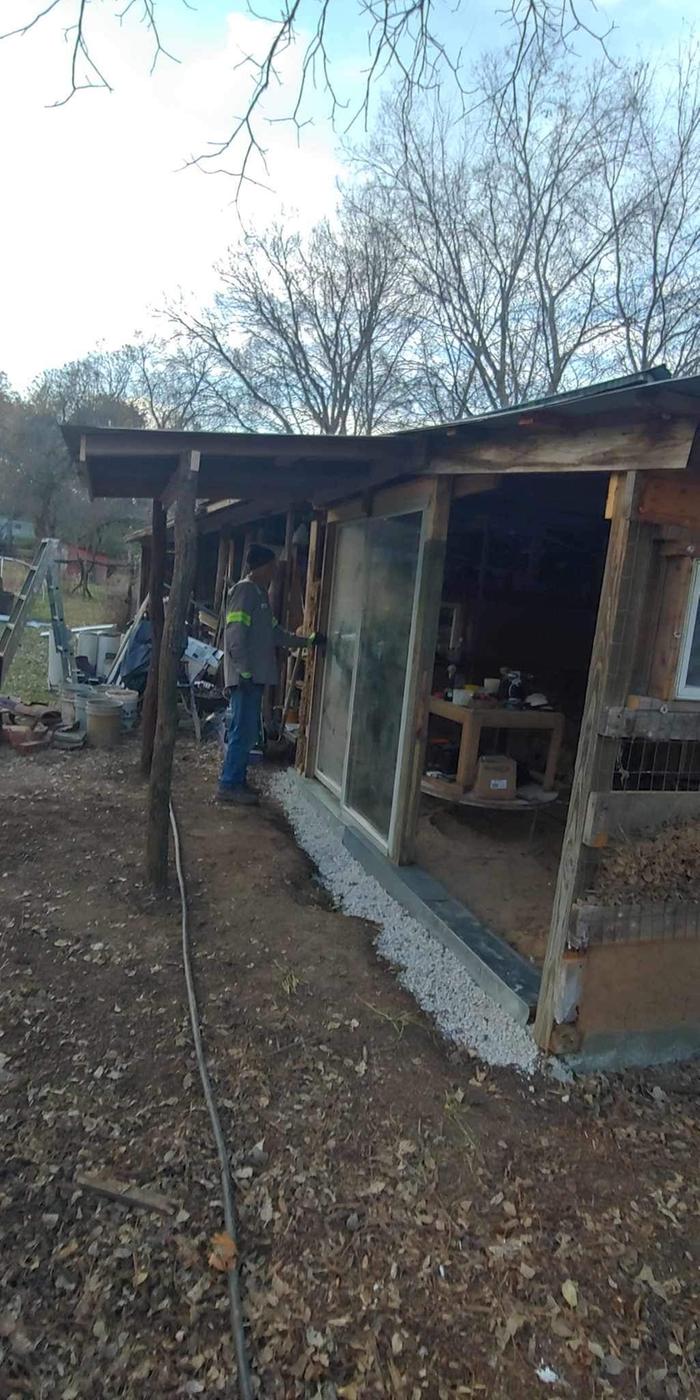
[415,473,611,966]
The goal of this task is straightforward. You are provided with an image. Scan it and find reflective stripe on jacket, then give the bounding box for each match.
[223,576,308,687]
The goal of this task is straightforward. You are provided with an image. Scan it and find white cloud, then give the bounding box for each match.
[0,7,343,389]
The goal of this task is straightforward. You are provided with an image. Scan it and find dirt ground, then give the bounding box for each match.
[415,802,564,964]
[0,738,698,1399]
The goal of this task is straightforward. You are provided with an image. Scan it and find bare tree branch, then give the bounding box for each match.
[3,0,615,187]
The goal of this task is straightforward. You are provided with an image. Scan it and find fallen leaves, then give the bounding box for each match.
[561,1279,579,1309]
[208,1231,237,1272]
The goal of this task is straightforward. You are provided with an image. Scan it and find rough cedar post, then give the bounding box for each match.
[140,498,167,777]
[146,451,200,889]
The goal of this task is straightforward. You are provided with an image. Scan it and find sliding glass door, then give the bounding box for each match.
[314,503,425,849]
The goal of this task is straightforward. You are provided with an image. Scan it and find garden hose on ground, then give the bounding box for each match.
[169,799,254,1400]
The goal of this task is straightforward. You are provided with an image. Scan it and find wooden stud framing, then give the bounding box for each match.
[140,499,166,777]
[391,479,453,864]
[296,516,324,776]
[213,530,230,612]
[146,451,200,890]
[534,472,639,1048]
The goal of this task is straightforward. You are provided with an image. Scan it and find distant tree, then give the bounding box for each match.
[356,44,700,417]
[170,201,418,433]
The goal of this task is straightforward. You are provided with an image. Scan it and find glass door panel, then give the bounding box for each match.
[344,512,422,839]
[315,520,365,791]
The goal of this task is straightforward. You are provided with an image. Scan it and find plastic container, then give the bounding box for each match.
[96,632,120,680]
[483,677,500,695]
[105,687,139,731]
[86,695,122,748]
[62,682,93,732]
[452,685,477,707]
[73,629,100,676]
[60,688,76,727]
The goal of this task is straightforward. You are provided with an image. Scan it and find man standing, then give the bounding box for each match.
[219,544,319,805]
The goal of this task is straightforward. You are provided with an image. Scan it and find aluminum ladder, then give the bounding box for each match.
[0,539,74,689]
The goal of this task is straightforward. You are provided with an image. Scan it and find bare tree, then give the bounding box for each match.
[171,204,418,433]
[600,47,700,377]
[1,0,613,187]
[126,338,225,430]
[359,43,700,419]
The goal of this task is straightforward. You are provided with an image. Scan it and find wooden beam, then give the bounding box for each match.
[583,789,700,848]
[213,530,230,612]
[161,450,200,510]
[296,517,324,776]
[140,499,167,777]
[637,472,700,530]
[452,473,501,499]
[647,556,694,701]
[427,416,697,477]
[146,451,200,889]
[392,479,453,865]
[82,427,413,464]
[534,472,639,1049]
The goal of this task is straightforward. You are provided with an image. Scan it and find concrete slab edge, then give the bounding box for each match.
[295,774,539,1028]
[564,1028,700,1072]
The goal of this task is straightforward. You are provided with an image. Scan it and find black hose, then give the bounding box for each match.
[169,799,254,1400]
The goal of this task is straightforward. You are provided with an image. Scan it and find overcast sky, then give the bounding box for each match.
[0,0,694,389]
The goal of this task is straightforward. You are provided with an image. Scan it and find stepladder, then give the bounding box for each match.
[0,540,75,689]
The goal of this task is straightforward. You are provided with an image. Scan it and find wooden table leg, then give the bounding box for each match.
[456,713,481,790]
[543,716,564,791]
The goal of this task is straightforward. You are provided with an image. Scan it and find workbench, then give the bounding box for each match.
[422,697,565,803]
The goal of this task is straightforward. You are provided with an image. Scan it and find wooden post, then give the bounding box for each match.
[214,531,230,612]
[140,499,167,777]
[146,451,200,890]
[534,472,638,1049]
[392,478,452,864]
[296,515,324,775]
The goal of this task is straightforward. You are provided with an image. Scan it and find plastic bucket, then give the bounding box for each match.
[65,683,93,733]
[105,687,139,731]
[60,688,76,727]
[86,695,122,748]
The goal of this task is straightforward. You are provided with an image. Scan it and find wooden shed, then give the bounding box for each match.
[64,366,700,1068]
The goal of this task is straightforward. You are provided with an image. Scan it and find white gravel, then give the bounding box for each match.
[267,770,540,1075]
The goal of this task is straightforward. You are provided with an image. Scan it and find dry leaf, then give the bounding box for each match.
[208,1231,237,1272]
[561,1279,578,1309]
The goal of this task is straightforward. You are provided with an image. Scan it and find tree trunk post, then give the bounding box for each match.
[145,452,200,890]
[140,499,167,777]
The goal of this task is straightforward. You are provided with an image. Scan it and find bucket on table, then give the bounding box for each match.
[86,695,122,748]
[105,687,139,731]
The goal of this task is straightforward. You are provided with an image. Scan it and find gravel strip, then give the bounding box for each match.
[267,770,540,1074]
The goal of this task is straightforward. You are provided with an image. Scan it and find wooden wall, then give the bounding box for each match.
[536,471,700,1063]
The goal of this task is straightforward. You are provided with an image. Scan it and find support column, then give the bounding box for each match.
[296,515,324,776]
[534,472,638,1050]
[146,451,200,890]
[392,478,452,865]
[140,499,167,777]
[214,530,230,612]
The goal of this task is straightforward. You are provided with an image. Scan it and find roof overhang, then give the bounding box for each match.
[61,370,700,507]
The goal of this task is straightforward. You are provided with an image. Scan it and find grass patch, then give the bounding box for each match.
[2,579,127,704]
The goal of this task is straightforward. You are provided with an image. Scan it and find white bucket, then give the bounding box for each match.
[67,683,93,732]
[86,695,122,748]
[105,687,139,731]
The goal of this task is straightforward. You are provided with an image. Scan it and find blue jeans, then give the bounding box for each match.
[219,684,264,790]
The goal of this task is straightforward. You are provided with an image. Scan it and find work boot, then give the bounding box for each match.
[216,786,259,806]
